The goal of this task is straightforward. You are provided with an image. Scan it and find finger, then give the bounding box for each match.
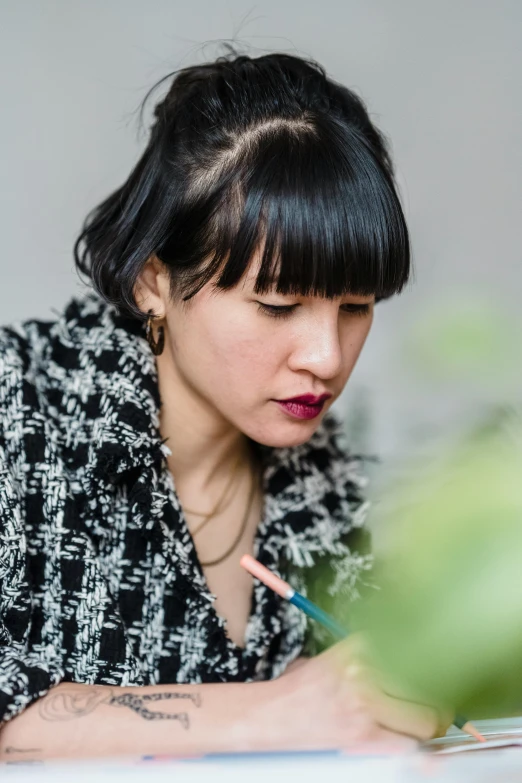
[344,655,453,737]
[342,675,439,742]
[326,637,450,741]
[369,687,441,742]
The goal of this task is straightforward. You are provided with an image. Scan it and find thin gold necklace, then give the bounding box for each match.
[199,465,258,568]
[184,452,242,536]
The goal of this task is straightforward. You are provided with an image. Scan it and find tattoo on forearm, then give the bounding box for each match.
[130,691,201,708]
[38,686,201,729]
[108,693,193,727]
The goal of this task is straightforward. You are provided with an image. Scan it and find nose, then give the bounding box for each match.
[287,317,343,380]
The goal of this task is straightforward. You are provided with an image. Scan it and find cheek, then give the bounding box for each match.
[341,318,373,374]
[181,307,280,392]
[354,316,373,350]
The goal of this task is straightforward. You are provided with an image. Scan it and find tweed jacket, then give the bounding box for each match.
[0,289,372,724]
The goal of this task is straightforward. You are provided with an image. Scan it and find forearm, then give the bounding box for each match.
[0,679,282,762]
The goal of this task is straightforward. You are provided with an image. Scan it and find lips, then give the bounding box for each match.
[282,394,332,405]
[275,393,332,421]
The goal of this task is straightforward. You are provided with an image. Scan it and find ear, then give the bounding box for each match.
[133,255,170,317]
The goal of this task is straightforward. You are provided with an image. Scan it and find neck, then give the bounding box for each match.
[155,348,249,490]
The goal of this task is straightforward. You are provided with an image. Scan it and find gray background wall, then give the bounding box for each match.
[1,0,520,489]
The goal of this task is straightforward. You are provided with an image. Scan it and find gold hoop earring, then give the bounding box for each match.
[145,309,165,356]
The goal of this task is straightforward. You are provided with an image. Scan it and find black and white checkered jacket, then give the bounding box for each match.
[0,289,372,724]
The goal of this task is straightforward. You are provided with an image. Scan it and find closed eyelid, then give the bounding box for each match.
[341,302,372,311]
[255,299,372,314]
[256,301,298,317]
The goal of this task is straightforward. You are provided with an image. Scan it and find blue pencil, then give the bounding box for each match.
[288,589,348,640]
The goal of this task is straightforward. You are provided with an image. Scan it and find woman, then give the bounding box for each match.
[0,51,444,759]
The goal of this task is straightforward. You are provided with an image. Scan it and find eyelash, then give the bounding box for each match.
[256,303,371,319]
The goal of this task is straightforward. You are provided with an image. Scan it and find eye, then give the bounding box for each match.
[340,303,372,317]
[256,302,298,319]
[255,301,371,318]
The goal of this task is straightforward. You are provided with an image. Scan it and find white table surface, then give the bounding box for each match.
[3,718,522,783]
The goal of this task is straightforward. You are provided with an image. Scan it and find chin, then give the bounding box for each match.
[246,417,322,449]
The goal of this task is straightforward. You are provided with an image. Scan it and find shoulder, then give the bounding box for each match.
[0,322,31,383]
[0,287,118,376]
[0,289,112,428]
[0,312,56,386]
[0,322,36,448]
[0,322,54,521]
[0,292,101,463]
[0,316,55,441]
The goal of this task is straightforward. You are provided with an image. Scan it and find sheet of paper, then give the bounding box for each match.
[431,735,522,754]
[424,716,522,754]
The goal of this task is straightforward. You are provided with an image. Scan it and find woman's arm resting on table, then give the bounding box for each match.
[0,638,446,762]
[0,680,274,761]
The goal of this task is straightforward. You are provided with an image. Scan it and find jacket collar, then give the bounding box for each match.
[54,290,169,494]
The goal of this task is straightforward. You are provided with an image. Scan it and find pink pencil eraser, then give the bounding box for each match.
[240,554,291,599]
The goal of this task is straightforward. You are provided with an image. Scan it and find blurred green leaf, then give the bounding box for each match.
[351,409,522,718]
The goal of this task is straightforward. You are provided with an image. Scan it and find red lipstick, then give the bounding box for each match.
[275,393,332,421]
[284,394,331,405]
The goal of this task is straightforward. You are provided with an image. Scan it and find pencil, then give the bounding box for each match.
[240,553,485,743]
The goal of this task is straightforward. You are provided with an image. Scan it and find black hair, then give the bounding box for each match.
[74,48,410,321]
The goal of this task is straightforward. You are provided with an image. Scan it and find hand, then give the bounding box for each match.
[272,634,451,751]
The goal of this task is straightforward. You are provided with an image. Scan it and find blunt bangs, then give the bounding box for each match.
[169,120,410,303]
